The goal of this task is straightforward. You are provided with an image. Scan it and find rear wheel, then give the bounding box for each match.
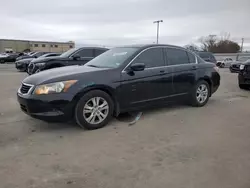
[190,80,210,107]
[75,90,114,130]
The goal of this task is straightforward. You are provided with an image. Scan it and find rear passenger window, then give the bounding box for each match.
[166,48,189,65]
[133,48,165,68]
[187,52,196,64]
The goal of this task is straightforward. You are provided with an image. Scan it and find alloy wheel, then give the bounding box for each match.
[83,97,109,124]
[196,84,208,104]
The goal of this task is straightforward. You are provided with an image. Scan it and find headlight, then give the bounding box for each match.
[36,62,45,67]
[34,80,77,95]
[240,64,245,70]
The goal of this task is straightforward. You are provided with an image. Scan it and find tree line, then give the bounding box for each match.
[185,33,241,53]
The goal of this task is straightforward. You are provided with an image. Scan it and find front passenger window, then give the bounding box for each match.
[132,48,165,68]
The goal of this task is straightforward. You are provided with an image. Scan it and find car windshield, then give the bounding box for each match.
[85,47,138,68]
[60,48,77,57]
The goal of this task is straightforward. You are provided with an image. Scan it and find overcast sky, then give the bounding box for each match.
[0,0,250,50]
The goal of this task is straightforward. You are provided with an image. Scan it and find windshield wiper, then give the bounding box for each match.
[87,65,102,68]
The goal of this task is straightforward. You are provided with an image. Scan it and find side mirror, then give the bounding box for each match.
[72,54,80,60]
[130,63,145,71]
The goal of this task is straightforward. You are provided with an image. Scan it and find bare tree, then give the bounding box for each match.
[184,44,199,51]
[198,33,240,53]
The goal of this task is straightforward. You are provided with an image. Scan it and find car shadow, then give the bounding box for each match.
[29,119,82,132]
[29,99,219,131]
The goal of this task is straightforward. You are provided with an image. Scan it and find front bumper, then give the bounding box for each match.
[15,62,27,70]
[17,92,76,122]
[229,66,240,73]
[238,72,250,85]
[27,63,44,75]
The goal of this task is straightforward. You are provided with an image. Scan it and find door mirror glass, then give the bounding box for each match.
[130,63,145,71]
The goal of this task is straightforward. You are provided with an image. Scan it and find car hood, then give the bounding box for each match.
[17,58,34,63]
[23,65,109,85]
[242,60,250,65]
[32,56,65,64]
[16,55,32,61]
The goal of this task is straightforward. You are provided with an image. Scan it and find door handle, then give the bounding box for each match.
[159,70,165,73]
[191,66,197,70]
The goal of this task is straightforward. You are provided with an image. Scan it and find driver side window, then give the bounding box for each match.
[132,48,165,68]
[74,49,94,58]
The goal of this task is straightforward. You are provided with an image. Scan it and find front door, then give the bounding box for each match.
[165,47,197,95]
[119,47,173,110]
[70,49,94,65]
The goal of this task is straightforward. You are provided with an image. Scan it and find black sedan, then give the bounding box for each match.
[15,53,61,72]
[27,47,108,75]
[17,44,220,130]
[0,53,22,63]
[238,60,250,90]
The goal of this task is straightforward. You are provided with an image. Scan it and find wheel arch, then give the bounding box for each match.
[72,85,120,117]
[198,76,212,96]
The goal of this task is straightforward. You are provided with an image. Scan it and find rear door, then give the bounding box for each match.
[119,47,173,110]
[165,47,197,95]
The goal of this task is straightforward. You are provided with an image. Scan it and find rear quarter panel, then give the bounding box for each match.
[197,63,220,93]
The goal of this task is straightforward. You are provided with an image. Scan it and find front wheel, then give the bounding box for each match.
[190,80,210,107]
[220,63,225,68]
[75,90,114,130]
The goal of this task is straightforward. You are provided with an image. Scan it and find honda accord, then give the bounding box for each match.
[17,44,220,130]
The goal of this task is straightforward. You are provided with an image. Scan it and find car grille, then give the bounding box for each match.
[27,63,34,74]
[232,64,240,68]
[20,83,33,94]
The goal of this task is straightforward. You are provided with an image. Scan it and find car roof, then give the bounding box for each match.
[77,46,109,50]
[117,44,186,50]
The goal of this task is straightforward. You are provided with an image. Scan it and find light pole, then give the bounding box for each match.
[153,20,163,44]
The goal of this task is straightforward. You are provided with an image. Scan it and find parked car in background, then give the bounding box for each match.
[196,52,217,64]
[0,53,22,64]
[16,52,61,72]
[27,47,108,75]
[238,59,250,90]
[17,44,220,130]
[216,58,233,68]
[16,51,48,61]
[229,56,250,73]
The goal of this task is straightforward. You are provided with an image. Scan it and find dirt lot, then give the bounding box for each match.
[1,64,250,188]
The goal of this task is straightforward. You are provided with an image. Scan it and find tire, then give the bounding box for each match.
[75,90,114,130]
[239,84,249,90]
[220,63,225,68]
[0,60,5,64]
[190,80,210,107]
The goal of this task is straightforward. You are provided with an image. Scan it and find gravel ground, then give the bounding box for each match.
[0,64,250,188]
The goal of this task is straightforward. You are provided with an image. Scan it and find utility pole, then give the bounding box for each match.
[241,38,244,52]
[153,20,163,44]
